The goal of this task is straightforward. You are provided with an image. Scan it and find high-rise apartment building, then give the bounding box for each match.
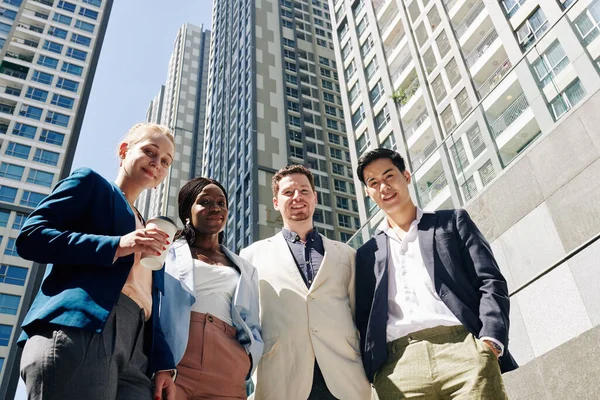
[329,0,600,243]
[330,0,600,396]
[135,24,211,223]
[0,0,113,396]
[203,0,360,252]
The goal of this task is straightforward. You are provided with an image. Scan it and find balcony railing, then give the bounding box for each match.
[390,51,413,82]
[384,29,405,57]
[465,28,498,68]
[32,0,54,6]
[404,110,428,140]
[0,67,27,79]
[373,0,389,14]
[12,36,39,49]
[419,173,448,205]
[394,76,420,106]
[0,103,15,115]
[378,7,398,33]
[444,0,459,11]
[490,93,529,138]
[455,1,485,38]
[410,139,437,170]
[476,58,511,98]
[5,51,34,63]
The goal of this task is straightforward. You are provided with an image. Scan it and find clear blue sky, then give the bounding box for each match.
[15,1,212,398]
[70,0,213,181]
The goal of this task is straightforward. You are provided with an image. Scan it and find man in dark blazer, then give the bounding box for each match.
[354,148,517,399]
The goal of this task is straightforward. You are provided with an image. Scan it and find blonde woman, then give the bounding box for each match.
[18,123,177,400]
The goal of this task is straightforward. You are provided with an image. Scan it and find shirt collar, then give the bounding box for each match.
[282,227,321,244]
[376,206,424,239]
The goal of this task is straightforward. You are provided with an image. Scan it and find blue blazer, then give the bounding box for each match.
[16,167,175,374]
[355,209,518,382]
[156,240,263,380]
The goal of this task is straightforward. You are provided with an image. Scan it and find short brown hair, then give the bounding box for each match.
[271,164,315,196]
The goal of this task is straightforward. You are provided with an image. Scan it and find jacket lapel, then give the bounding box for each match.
[418,212,438,285]
[373,232,388,291]
[171,240,195,296]
[309,235,336,293]
[273,232,308,293]
[111,183,135,236]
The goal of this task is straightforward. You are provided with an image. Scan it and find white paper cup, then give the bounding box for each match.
[140,216,178,270]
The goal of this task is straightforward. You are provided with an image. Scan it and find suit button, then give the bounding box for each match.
[207,315,214,323]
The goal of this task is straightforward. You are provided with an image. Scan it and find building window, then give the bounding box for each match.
[574,1,600,45]
[66,47,87,62]
[341,42,352,60]
[78,7,98,20]
[455,89,472,118]
[20,191,46,208]
[369,80,384,105]
[13,123,37,139]
[40,129,65,146]
[431,75,447,103]
[27,169,54,187]
[330,147,343,160]
[74,20,95,33]
[365,57,379,81]
[289,145,303,159]
[0,324,12,346]
[352,104,365,129]
[331,162,345,175]
[501,0,526,18]
[479,159,496,186]
[71,33,92,47]
[344,60,356,81]
[357,16,368,36]
[360,35,374,58]
[48,26,68,39]
[0,264,27,286]
[51,94,75,109]
[451,137,470,171]
[356,132,370,155]
[32,71,54,85]
[33,148,60,166]
[82,0,102,6]
[4,237,18,256]
[440,106,457,135]
[333,179,347,192]
[532,41,569,88]
[436,31,451,58]
[336,196,349,210]
[57,1,76,12]
[6,142,31,159]
[466,123,485,158]
[46,111,70,127]
[0,211,7,227]
[25,87,49,102]
[0,163,24,181]
[348,82,360,104]
[0,186,18,203]
[445,58,460,88]
[461,176,478,201]
[374,105,391,133]
[37,55,59,69]
[12,213,27,230]
[0,293,20,315]
[516,8,549,51]
[43,40,64,54]
[52,13,73,26]
[338,213,352,228]
[381,134,397,150]
[549,79,587,120]
[61,62,84,76]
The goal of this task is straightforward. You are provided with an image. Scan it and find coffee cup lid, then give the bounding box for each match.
[148,215,177,226]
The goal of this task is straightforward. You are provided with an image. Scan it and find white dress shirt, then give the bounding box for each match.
[379,208,505,356]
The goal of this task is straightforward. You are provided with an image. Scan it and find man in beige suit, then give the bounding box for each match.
[240,165,371,400]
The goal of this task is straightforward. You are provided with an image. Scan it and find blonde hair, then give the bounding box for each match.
[117,122,174,158]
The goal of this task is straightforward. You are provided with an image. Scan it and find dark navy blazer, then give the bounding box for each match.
[355,209,518,382]
[16,167,175,374]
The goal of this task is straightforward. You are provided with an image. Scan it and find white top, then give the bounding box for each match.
[190,258,239,326]
[379,207,462,343]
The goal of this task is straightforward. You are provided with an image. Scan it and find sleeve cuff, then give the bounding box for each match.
[479,336,504,357]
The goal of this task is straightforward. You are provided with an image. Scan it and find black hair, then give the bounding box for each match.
[176,177,228,246]
[356,148,406,184]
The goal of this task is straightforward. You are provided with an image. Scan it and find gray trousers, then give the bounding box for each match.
[20,293,152,400]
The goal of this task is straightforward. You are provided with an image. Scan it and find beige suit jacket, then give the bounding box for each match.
[240,232,371,400]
